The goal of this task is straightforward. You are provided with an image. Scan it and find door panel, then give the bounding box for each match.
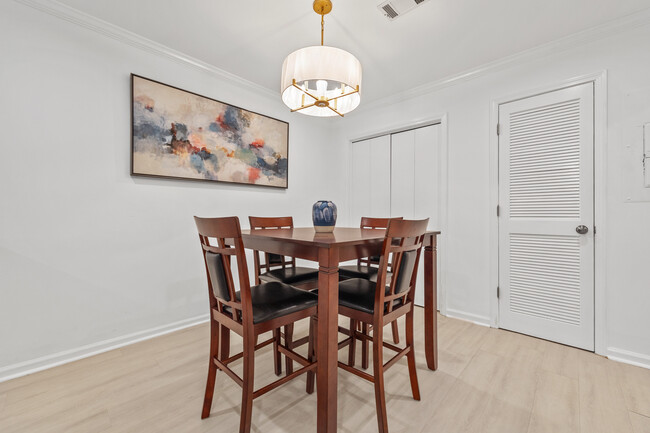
[349,139,371,224]
[414,125,440,306]
[498,83,594,350]
[390,130,415,218]
[369,136,391,217]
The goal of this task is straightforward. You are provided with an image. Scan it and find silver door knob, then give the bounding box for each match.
[576,225,589,234]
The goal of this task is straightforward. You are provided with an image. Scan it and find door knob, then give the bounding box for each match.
[576,225,589,235]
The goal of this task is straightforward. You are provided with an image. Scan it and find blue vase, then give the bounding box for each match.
[312,200,337,233]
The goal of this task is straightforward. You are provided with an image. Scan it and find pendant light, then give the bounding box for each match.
[280,0,362,117]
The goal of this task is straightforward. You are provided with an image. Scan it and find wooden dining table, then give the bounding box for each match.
[241,227,440,433]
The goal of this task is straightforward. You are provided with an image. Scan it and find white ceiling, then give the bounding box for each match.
[58,0,650,102]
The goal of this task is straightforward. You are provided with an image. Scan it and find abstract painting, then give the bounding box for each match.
[131,74,289,188]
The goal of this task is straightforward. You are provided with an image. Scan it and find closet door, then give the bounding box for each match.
[390,130,415,218]
[391,126,440,307]
[414,125,440,306]
[349,139,371,224]
[369,136,391,217]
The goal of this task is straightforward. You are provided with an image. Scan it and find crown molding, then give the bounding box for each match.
[14,0,280,101]
[363,6,650,109]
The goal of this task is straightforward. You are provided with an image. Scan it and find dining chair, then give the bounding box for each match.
[336,218,429,433]
[194,216,318,433]
[339,217,403,368]
[249,216,320,287]
[248,216,320,375]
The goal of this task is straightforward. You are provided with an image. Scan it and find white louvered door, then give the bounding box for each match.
[498,83,594,350]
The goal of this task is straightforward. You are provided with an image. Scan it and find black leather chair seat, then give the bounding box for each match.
[259,266,320,284]
[340,265,392,284]
[339,264,379,280]
[338,278,403,315]
[224,281,318,324]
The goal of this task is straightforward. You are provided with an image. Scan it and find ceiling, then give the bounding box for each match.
[57,0,650,103]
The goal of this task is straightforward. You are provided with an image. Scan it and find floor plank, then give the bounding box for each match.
[578,351,634,433]
[527,370,580,433]
[631,412,650,433]
[617,361,650,418]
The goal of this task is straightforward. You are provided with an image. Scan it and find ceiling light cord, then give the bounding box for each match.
[321,11,324,46]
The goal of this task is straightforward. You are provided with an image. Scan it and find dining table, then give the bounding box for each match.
[241,226,440,433]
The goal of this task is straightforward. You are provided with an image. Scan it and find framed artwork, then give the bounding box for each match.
[131,74,289,188]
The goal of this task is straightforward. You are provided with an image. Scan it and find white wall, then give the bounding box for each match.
[334,23,650,366]
[0,1,347,379]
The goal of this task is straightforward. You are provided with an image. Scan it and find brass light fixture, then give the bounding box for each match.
[280,0,362,117]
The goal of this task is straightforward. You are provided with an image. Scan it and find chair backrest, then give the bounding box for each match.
[358,217,403,267]
[248,216,297,280]
[194,216,254,325]
[373,218,429,315]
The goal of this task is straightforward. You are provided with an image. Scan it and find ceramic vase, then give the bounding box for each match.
[312,200,337,233]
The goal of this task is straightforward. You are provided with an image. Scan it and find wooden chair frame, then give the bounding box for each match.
[336,218,429,433]
[248,216,318,376]
[354,216,403,367]
[195,216,317,433]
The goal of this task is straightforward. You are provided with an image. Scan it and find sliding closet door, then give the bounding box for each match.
[391,125,440,306]
[349,139,371,224]
[390,130,416,218]
[414,125,440,306]
[349,137,391,222]
[369,135,391,216]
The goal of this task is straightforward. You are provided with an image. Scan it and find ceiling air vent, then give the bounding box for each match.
[378,0,430,21]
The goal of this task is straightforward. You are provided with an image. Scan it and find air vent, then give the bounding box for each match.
[382,4,399,19]
[378,0,430,21]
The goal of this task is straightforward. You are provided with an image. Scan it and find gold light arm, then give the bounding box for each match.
[326,105,344,117]
[327,85,360,102]
[291,102,317,112]
[291,80,320,102]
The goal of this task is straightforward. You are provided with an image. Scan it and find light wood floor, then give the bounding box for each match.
[2,309,650,433]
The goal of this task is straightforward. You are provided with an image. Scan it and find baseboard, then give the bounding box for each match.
[444,308,491,327]
[0,314,210,383]
[607,347,650,370]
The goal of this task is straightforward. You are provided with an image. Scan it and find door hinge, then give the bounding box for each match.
[594,225,597,235]
[496,123,501,136]
[497,286,500,299]
[496,205,500,217]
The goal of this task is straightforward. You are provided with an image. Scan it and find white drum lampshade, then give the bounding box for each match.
[281,46,362,117]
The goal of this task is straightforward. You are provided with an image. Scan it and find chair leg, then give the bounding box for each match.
[361,322,369,370]
[272,328,282,376]
[284,323,294,375]
[348,318,357,367]
[220,325,230,360]
[372,321,389,433]
[405,311,421,401]
[239,333,256,433]
[201,320,220,419]
[306,316,316,394]
[391,319,400,344]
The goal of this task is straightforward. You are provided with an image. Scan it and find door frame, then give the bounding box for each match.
[349,113,449,316]
[489,71,608,355]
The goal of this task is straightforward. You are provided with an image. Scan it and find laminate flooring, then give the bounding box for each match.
[1,309,650,433]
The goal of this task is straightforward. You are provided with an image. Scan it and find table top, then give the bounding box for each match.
[241,227,440,248]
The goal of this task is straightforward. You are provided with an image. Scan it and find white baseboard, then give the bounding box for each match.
[444,308,491,327]
[606,347,650,370]
[0,314,210,383]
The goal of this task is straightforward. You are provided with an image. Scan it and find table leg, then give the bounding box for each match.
[424,234,438,371]
[317,246,339,433]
